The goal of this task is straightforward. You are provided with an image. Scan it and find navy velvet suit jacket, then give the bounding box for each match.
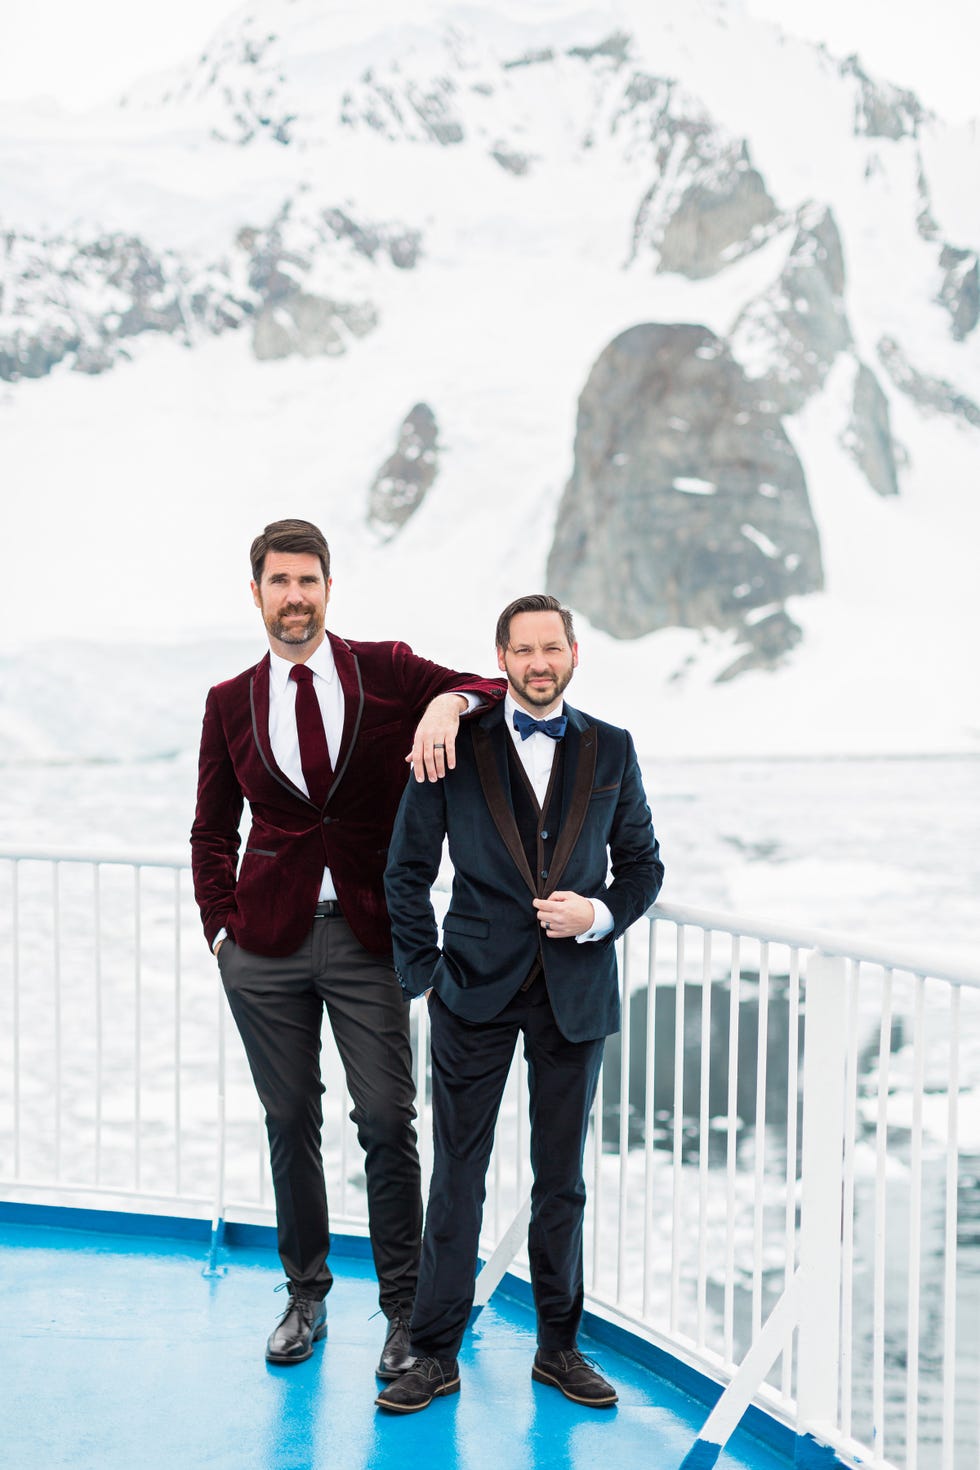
[384,700,664,1043]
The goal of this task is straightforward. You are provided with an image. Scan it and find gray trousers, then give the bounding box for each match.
[218,911,421,1314]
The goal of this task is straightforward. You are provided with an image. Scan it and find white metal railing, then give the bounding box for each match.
[1,851,978,1470]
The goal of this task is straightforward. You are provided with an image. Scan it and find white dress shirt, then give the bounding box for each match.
[503,693,614,944]
[268,641,344,901]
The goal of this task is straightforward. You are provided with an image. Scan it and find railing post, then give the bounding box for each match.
[203,986,228,1278]
[796,952,847,1451]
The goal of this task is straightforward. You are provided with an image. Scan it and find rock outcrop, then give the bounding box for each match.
[253,293,377,360]
[938,245,979,342]
[0,228,250,382]
[841,56,927,140]
[0,198,416,381]
[729,204,852,415]
[841,363,901,497]
[877,337,980,428]
[547,323,823,677]
[628,97,779,279]
[368,404,441,540]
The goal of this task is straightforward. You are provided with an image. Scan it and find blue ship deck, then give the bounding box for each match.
[0,1205,792,1470]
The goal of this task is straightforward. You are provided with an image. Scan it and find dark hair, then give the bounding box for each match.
[250,519,331,584]
[495,594,575,651]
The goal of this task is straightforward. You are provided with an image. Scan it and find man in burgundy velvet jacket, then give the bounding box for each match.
[190,518,503,1379]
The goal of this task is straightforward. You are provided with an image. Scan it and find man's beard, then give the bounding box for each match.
[266,605,322,644]
[509,664,573,709]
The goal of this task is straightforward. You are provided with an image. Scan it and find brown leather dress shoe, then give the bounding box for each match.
[265,1288,327,1365]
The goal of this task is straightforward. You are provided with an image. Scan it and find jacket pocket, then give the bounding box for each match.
[245,846,278,858]
[442,912,490,940]
[589,782,619,799]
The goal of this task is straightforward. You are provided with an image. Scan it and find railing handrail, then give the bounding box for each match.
[2,847,977,990]
[0,846,190,871]
[651,899,980,990]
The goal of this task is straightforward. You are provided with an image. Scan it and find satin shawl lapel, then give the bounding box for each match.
[327,632,365,804]
[472,707,536,897]
[544,706,597,897]
[248,654,315,808]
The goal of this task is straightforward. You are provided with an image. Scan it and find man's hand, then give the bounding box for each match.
[533,892,596,939]
[409,693,468,782]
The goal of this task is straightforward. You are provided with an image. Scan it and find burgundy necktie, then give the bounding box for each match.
[289,663,333,806]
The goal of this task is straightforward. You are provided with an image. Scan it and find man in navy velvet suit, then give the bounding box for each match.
[377,594,663,1414]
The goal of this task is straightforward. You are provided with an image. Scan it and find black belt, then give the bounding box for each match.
[314,900,343,917]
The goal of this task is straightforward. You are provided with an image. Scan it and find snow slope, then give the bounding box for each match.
[1,0,977,758]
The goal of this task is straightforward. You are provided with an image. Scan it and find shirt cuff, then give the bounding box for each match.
[452,692,482,714]
[575,899,614,944]
[212,927,228,953]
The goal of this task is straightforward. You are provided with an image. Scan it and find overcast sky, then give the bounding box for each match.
[0,0,977,123]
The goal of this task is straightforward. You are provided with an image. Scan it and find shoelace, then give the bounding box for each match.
[273,1281,320,1321]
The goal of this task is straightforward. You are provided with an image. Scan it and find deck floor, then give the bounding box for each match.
[0,1214,788,1470]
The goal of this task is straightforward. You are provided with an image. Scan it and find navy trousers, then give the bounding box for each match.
[410,978,604,1360]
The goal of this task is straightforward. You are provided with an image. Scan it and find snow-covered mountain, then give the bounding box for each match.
[1,0,977,759]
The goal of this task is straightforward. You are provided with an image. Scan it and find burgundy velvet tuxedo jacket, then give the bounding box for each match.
[190,631,504,958]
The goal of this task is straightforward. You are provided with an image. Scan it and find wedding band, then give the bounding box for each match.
[433,743,446,749]
[544,921,551,930]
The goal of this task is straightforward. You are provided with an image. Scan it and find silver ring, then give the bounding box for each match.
[433,743,446,749]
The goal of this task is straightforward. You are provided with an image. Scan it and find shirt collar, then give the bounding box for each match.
[269,636,336,693]
[505,691,565,736]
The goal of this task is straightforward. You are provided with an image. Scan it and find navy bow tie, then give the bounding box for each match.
[513,709,567,742]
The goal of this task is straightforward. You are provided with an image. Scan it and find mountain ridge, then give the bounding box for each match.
[1,0,977,755]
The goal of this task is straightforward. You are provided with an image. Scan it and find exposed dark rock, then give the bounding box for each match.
[490,146,531,176]
[343,71,464,144]
[714,610,804,683]
[0,228,253,382]
[841,56,926,140]
[0,197,408,381]
[321,208,422,269]
[877,336,980,428]
[660,156,776,279]
[546,323,823,678]
[73,341,119,375]
[567,32,632,65]
[253,293,377,360]
[0,324,79,381]
[145,24,297,146]
[915,159,940,242]
[841,363,900,497]
[502,48,555,70]
[406,80,465,145]
[938,245,979,341]
[368,404,440,540]
[730,204,852,415]
[631,103,779,280]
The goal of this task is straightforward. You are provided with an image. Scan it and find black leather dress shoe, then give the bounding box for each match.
[376,1315,416,1380]
[375,1356,460,1413]
[532,1349,618,1406]
[265,1289,327,1365]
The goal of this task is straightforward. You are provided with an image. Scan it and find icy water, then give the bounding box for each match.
[1,751,977,951]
